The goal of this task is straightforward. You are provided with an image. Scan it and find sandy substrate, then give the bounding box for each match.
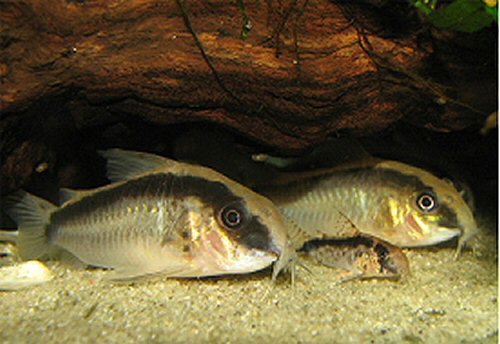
[0,213,497,344]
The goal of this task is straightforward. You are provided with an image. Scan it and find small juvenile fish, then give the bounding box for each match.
[302,235,409,281]
[2,149,290,280]
[261,158,478,257]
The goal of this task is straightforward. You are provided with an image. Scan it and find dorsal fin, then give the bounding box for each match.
[255,137,372,171]
[59,188,92,205]
[59,188,77,203]
[98,149,176,183]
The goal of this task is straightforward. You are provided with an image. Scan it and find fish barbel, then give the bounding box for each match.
[261,158,478,257]
[2,149,291,280]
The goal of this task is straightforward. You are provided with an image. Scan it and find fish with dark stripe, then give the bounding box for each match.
[302,235,410,282]
[260,158,478,259]
[2,149,292,280]
[302,235,409,281]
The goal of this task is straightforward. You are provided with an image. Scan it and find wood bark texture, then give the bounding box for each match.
[0,0,496,191]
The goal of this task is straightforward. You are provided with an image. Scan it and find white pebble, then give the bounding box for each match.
[0,260,53,291]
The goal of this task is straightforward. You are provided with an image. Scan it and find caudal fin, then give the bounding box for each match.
[2,191,57,260]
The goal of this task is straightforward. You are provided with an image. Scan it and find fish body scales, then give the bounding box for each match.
[48,174,189,272]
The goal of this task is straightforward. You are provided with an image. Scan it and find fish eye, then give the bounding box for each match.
[219,204,246,229]
[416,192,437,212]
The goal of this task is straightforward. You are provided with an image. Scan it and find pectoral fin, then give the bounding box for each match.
[59,188,95,205]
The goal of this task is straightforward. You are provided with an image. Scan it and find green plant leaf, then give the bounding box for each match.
[426,0,495,32]
[484,5,498,22]
[414,1,434,15]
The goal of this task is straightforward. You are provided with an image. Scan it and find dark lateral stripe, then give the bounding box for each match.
[325,168,461,229]
[265,167,434,202]
[49,173,273,251]
[294,167,433,192]
[369,169,459,230]
[334,167,432,192]
[301,236,375,251]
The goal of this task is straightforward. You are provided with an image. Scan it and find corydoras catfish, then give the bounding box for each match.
[302,235,410,281]
[2,149,292,280]
[260,158,477,258]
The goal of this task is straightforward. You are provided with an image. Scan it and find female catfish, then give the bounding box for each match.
[3,149,292,280]
[261,158,477,258]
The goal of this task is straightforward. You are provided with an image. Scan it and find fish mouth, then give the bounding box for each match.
[404,215,461,247]
[420,227,461,246]
[251,242,282,269]
[229,249,278,274]
[267,242,282,259]
[203,229,281,274]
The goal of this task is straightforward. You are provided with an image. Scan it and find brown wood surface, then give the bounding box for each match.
[0,0,496,191]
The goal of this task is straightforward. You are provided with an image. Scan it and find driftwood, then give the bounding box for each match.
[0,0,496,191]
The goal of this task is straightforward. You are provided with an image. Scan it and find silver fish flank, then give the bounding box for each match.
[3,149,290,280]
[262,159,478,257]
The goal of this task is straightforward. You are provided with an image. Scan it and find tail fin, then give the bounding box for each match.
[2,191,57,260]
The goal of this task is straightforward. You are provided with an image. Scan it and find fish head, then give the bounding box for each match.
[209,197,288,274]
[373,241,410,278]
[402,187,478,256]
[186,166,289,276]
[377,161,478,253]
[238,196,293,278]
